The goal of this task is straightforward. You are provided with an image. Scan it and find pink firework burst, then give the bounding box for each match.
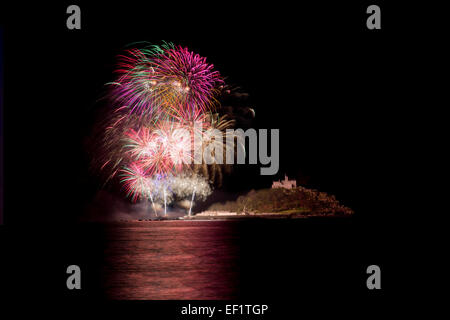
[119,162,151,203]
[124,122,193,177]
[153,45,223,112]
[110,44,223,117]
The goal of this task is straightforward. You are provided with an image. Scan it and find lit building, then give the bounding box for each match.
[272,175,297,189]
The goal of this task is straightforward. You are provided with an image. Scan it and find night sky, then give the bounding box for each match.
[0,0,431,311]
[1,2,404,226]
[0,26,3,225]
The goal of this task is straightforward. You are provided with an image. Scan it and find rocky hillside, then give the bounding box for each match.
[208,186,354,216]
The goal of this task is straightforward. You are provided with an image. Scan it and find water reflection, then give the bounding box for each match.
[103,221,241,300]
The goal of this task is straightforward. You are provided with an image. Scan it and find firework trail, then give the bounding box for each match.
[110,43,223,117]
[171,173,211,216]
[91,41,248,215]
[151,45,223,113]
[123,121,192,177]
[148,174,174,216]
[119,162,157,216]
[108,43,172,117]
[90,107,159,186]
[191,113,243,187]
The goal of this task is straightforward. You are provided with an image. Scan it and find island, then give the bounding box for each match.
[182,177,354,220]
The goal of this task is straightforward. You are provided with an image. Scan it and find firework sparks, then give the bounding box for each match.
[91,42,245,215]
[119,162,151,203]
[123,122,192,177]
[110,43,223,117]
[171,173,212,216]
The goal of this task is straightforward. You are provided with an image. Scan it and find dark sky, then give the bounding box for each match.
[1,1,406,224]
[0,26,3,225]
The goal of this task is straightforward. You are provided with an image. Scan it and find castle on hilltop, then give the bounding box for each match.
[272,175,297,189]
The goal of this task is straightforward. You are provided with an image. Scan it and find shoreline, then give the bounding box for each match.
[113,213,353,223]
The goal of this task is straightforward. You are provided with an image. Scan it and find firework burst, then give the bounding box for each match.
[123,121,193,177]
[92,42,246,214]
[110,43,223,117]
[119,162,151,203]
[152,45,223,112]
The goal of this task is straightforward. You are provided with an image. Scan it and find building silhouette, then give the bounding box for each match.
[272,175,297,189]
